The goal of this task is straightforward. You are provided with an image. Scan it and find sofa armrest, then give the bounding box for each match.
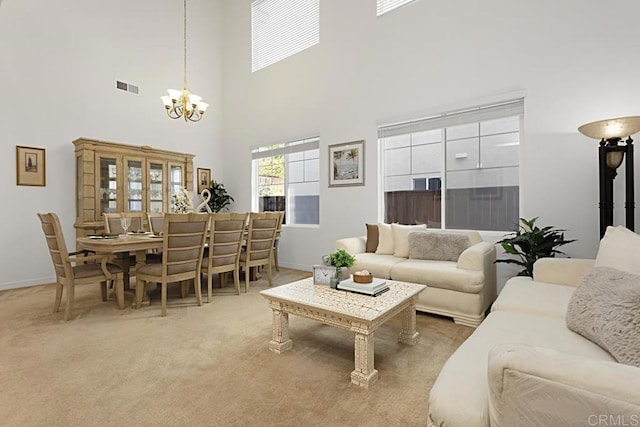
[532,258,595,287]
[335,236,366,255]
[488,344,640,427]
[457,241,496,272]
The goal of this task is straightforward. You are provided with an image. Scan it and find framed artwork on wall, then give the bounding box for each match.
[16,145,46,186]
[328,140,365,187]
[197,168,211,194]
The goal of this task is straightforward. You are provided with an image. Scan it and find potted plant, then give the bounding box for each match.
[206,180,234,213]
[496,217,576,277]
[328,248,356,282]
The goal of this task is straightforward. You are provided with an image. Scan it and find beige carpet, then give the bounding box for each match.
[0,269,472,427]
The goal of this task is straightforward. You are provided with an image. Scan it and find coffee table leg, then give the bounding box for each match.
[269,307,293,353]
[399,298,420,345]
[351,332,378,388]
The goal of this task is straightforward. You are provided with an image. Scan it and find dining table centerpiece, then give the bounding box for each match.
[172,187,194,213]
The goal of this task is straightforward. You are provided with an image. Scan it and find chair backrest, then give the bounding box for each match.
[161,213,209,279]
[147,212,165,235]
[206,212,248,271]
[104,212,145,233]
[245,212,279,264]
[274,211,285,241]
[37,213,73,282]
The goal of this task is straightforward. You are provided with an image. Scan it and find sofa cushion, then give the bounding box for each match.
[428,311,615,427]
[594,225,640,275]
[392,223,427,258]
[375,223,394,255]
[566,266,640,367]
[365,223,378,253]
[353,253,405,279]
[390,259,484,293]
[491,276,576,319]
[408,231,470,261]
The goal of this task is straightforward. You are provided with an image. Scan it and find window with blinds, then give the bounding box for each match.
[251,0,320,72]
[377,0,418,16]
[379,99,523,231]
[252,137,320,225]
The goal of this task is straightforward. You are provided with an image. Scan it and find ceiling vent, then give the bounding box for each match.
[116,80,139,95]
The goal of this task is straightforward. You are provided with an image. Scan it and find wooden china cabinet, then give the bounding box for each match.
[73,138,194,239]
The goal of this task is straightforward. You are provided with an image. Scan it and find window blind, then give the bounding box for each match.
[251,0,320,72]
[252,137,320,160]
[378,99,524,138]
[377,0,417,16]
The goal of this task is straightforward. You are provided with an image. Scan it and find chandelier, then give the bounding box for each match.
[161,0,208,122]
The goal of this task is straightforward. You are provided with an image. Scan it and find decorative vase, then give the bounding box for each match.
[330,277,340,289]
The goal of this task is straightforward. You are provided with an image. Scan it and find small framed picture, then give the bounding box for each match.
[197,168,211,194]
[16,146,46,186]
[329,140,365,187]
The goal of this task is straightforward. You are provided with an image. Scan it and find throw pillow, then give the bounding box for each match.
[408,231,471,262]
[375,223,394,255]
[392,224,427,258]
[365,224,379,253]
[594,226,640,275]
[566,266,640,368]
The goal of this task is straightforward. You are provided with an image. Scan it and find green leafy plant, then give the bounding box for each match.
[206,181,234,213]
[328,249,356,280]
[496,217,576,277]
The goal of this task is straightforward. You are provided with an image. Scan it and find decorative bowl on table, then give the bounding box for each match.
[352,270,373,284]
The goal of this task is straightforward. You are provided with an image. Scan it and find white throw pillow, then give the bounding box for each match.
[392,223,427,258]
[594,226,640,275]
[375,223,395,255]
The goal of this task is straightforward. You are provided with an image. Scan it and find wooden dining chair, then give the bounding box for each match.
[240,212,279,293]
[104,212,145,234]
[201,212,248,302]
[147,212,165,235]
[37,213,124,321]
[272,211,285,272]
[135,213,209,317]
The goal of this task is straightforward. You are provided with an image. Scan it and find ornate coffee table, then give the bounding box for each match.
[260,278,426,388]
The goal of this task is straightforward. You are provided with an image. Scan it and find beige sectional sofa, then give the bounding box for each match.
[335,228,497,327]
[428,257,640,426]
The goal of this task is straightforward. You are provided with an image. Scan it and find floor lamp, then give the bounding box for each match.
[578,116,640,237]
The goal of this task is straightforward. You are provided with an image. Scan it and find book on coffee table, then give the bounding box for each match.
[338,277,389,296]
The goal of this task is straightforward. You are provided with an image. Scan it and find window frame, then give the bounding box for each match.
[378,99,524,232]
[251,137,321,226]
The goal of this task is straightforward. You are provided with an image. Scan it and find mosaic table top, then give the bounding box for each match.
[260,277,426,322]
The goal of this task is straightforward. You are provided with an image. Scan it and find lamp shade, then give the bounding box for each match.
[578,116,640,140]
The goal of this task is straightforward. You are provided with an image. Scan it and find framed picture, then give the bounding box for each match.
[328,140,365,187]
[16,146,46,186]
[197,168,211,194]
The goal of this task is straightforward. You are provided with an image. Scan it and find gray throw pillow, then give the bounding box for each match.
[408,231,470,262]
[566,267,640,368]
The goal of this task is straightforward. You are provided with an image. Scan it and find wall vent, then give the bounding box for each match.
[116,80,139,95]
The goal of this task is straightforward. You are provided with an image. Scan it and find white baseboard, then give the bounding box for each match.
[278,262,312,272]
[0,276,54,291]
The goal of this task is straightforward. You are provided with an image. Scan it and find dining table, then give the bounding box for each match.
[76,233,164,293]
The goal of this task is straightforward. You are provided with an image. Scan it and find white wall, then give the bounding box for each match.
[221,0,640,276]
[0,0,224,289]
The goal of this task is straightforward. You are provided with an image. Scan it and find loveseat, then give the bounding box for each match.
[428,254,640,426]
[335,225,496,327]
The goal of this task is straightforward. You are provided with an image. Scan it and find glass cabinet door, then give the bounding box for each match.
[98,156,118,215]
[149,162,164,213]
[126,158,144,212]
[168,163,184,213]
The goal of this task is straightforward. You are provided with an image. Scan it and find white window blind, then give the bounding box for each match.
[252,137,319,159]
[378,99,524,138]
[251,0,320,72]
[377,0,418,16]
